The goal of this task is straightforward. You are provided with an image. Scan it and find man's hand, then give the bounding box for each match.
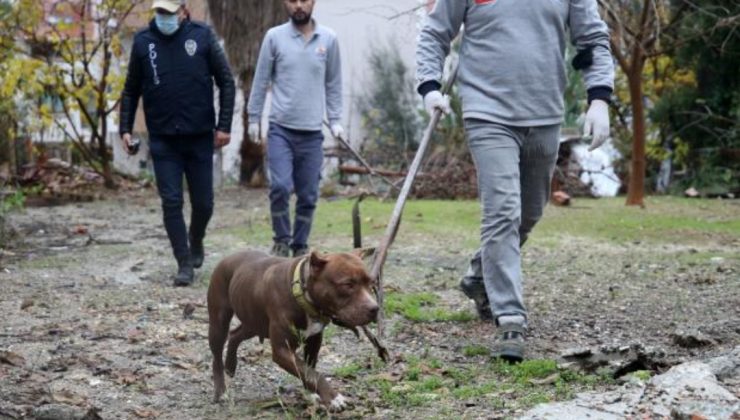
[121,133,136,155]
[248,123,260,143]
[583,99,610,151]
[215,130,231,148]
[423,90,451,116]
[330,123,344,140]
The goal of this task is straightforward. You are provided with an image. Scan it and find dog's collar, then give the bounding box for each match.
[292,257,331,325]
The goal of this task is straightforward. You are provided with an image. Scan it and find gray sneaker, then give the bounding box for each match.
[270,242,290,257]
[460,276,493,321]
[491,323,526,363]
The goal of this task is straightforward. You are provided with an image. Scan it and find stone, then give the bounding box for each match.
[705,346,740,381]
[32,404,101,420]
[672,329,714,348]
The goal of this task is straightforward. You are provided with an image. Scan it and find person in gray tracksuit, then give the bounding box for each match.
[416,0,614,362]
[247,0,343,258]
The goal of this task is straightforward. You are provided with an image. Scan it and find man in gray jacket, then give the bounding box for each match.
[248,0,343,258]
[416,0,614,362]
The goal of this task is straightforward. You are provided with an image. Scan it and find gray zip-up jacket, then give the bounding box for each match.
[248,20,342,131]
[416,0,614,127]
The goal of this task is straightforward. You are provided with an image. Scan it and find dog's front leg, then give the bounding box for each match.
[270,328,345,410]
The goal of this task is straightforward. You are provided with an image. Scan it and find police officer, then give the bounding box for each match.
[247,0,343,258]
[119,0,235,286]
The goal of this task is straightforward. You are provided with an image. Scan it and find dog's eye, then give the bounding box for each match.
[340,280,355,289]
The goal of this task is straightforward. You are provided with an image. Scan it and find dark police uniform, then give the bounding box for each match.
[119,18,235,273]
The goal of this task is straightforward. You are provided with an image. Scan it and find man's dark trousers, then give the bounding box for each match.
[150,132,214,264]
[266,123,324,251]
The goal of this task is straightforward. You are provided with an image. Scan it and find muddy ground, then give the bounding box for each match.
[0,187,738,419]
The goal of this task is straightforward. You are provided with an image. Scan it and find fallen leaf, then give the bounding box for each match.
[127,328,144,343]
[368,372,402,382]
[132,408,160,418]
[52,389,86,406]
[528,373,560,385]
[0,350,26,367]
[171,360,195,370]
[113,370,139,385]
[182,303,196,319]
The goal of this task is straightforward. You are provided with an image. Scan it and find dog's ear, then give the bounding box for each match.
[309,250,328,274]
[351,247,376,260]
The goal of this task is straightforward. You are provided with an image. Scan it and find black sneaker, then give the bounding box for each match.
[292,246,309,257]
[174,258,195,287]
[460,276,493,321]
[491,324,526,363]
[270,242,290,257]
[190,235,204,269]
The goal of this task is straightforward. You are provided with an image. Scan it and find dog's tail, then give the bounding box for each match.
[207,257,235,317]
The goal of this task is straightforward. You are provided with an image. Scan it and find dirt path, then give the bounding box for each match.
[1,188,738,419]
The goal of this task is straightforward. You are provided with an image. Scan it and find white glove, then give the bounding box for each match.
[423,90,451,116]
[583,99,610,151]
[248,123,260,143]
[330,123,344,140]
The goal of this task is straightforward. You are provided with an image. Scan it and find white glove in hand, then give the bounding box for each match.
[423,90,451,116]
[583,99,610,151]
[330,123,344,140]
[248,123,260,143]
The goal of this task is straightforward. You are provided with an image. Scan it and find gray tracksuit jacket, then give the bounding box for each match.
[416,0,614,127]
[248,20,342,132]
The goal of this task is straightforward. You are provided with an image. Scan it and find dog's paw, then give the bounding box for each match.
[309,393,321,404]
[329,393,348,411]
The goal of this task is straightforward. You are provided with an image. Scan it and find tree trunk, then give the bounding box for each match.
[626,66,646,206]
[238,79,266,187]
[207,0,283,187]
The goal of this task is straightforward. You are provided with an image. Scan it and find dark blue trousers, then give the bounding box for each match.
[266,123,324,250]
[149,132,214,263]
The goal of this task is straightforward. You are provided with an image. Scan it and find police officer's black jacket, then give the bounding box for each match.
[119,19,235,136]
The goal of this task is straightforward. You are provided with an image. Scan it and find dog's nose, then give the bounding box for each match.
[368,304,379,320]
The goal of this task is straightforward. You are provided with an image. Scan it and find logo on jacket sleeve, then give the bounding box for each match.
[185,39,198,56]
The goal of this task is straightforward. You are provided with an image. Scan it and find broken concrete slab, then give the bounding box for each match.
[523,346,740,420]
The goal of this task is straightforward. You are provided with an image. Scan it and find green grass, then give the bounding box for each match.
[224,196,740,252]
[358,354,613,411]
[451,382,498,399]
[462,344,490,357]
[535,196,740,245]
[674,250,740,265]
[333,361,363,378]
[367,356,609,409]
[630,370,653,381]
[491,359,559,384]
[385,292,475,323]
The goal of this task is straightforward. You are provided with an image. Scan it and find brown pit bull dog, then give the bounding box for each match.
[207,249,379,410]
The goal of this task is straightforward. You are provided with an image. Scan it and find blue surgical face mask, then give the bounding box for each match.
[155,12,180,35]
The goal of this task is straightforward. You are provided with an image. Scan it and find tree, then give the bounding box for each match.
[600,0,739,202]
[207,0,285,185]
[597,0,682,206]
[357,42,422,167]
[0,0,147,188]
[651,0,740,195]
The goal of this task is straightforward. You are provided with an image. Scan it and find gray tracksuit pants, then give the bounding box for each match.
[464,119,560,328]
